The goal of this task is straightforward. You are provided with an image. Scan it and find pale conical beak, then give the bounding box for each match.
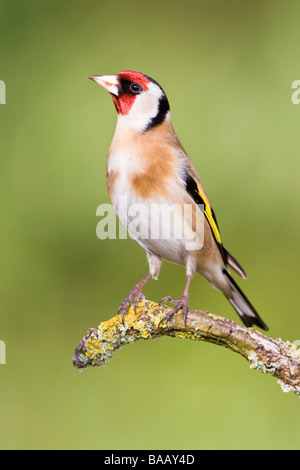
[88,75,119,96]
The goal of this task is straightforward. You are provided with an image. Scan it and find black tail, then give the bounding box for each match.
[223,269,268,331]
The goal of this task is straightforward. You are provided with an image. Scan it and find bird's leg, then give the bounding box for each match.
[159,273,193,326]
[118,272,152,324]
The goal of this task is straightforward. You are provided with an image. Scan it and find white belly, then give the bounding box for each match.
[109,173,204,265]
[107,143,204,264]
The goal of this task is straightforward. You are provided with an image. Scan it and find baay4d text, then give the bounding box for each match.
[104,454,195,467]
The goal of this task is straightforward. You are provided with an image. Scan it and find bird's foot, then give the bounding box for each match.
[118,286,148,324]
[158,294,189,326]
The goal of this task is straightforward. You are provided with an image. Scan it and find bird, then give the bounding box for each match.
[89,70,268,331]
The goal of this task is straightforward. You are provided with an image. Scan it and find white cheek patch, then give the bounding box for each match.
[118,82,163,132]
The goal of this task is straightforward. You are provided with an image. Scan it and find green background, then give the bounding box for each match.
[1,0,299,450]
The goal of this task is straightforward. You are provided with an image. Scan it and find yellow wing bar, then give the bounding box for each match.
[184,170,222,246]
[197,184,222,245]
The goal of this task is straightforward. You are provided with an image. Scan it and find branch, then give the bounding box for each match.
[73,300,300,397]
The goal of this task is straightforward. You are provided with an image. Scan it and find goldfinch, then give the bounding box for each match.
[89,70,268,331]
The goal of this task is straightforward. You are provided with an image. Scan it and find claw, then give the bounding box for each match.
[118,289,144,324]
[158,295,189,326]
[117,273,152,325]
[159,295,177,305]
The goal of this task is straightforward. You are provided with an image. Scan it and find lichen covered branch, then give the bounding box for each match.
[73,300,300,397]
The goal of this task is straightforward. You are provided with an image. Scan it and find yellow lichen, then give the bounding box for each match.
[81,300,204,366]
[85,339,103,357]
[173,331,199,340]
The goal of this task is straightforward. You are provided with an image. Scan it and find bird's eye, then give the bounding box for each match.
[130,83,142,93]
